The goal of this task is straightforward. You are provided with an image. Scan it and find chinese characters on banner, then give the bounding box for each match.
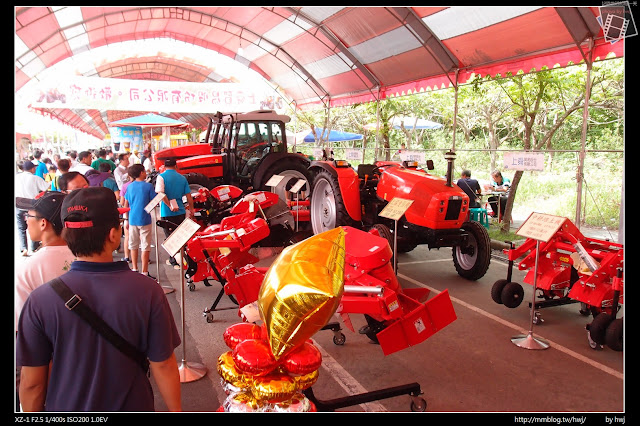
[503,152,545,171]
[29,76,283,114]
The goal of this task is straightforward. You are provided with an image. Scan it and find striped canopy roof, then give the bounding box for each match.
[15,6,624,139]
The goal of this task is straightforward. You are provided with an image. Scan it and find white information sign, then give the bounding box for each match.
[345,149,362,161]
[161,217,201,257]
[503,152,545,171]
[145,192,166,214]
[516,212,567,242]
[399,150,426,164]
[289,179,307,193]
[265,174,285,188]
[379,198,414,221]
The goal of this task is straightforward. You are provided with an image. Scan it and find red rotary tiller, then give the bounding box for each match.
[181,191,457,356]
[491,217,623,351]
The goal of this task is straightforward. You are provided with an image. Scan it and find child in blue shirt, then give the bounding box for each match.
[123,164,157,278]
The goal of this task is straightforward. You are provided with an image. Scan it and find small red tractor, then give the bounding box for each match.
[181,189,457,356]
[491,217,623,351]
[307,152,491,281]
[152,110,312,214]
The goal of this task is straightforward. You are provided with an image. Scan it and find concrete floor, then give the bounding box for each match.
[15,220,625,416]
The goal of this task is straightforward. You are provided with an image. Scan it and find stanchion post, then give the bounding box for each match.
[511,240,549,350]
[178,245,207,382]
[153,207,174,295]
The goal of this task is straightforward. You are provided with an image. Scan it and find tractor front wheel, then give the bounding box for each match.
[452,221,491,281]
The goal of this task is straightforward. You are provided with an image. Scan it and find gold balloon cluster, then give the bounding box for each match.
[216,228,346,412]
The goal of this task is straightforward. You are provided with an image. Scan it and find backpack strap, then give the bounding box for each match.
[49,277,149,375]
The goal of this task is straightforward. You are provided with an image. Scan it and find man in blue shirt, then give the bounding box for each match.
[456,170,482,208]
[155,159,194,267]
[16,187,181,411]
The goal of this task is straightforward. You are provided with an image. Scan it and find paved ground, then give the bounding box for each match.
[15,217,625,417]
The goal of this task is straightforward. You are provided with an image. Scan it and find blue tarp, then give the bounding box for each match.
[302,127,363,143]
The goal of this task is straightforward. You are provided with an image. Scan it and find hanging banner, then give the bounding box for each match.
[29,76,285,114]
[108,126,143,153]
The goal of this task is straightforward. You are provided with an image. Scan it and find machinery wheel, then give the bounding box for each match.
[588,313,612,346]
[491,279,509,304]
[332,333,346,346]
[605,317,623,351]
[452,221,491,281]
[410,397,427,412]
[205,312,214,323]
[310,169,356,234]
[501,282,524,308]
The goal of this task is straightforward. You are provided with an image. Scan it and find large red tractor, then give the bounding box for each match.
[152,110,312,205]
[307,153,491,281]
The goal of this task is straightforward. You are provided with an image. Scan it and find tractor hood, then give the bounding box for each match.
[376,166,470,229]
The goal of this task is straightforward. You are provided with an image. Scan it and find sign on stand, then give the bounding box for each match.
[379,198,414,273]
[265,174,284,192]
[161,217,201,258]
[511,212,565,351]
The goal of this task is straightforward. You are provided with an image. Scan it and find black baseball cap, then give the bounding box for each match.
[16,191,67,231]
[61,187,129,229]
[164,158,177,167]
[22,160,36,171]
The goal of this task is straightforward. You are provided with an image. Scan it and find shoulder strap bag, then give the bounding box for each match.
[50,277,150,375]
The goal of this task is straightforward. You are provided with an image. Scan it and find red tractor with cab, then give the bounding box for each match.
[152,110,312,206]
[307,152,491,281]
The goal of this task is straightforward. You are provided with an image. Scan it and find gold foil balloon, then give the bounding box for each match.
[216,351,251,390]
[251,372,298,403]
[258,227,346,360]
[292,369,319,390]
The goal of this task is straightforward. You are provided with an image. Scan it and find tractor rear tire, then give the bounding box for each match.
[310,169,356,234]
[452,220,491,281]
[260,157,311,202]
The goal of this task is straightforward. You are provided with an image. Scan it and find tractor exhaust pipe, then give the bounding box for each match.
[444,151,456,187]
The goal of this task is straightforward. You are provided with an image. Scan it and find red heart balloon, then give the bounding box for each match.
[223,323,263,350]
[282,341,322,375]
[232,339,278,376]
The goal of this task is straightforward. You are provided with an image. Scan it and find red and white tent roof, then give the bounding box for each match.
[15,6,624,139]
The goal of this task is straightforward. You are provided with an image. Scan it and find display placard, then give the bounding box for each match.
[379,198,414,221]
[503,152,545,171]
[145,192,166,213]
[516,212,566,242]
[289,179,306,193]
[265,174,284,187]
[161,217,201,257]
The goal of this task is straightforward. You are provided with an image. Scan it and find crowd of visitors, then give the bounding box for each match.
[14,146,187,412]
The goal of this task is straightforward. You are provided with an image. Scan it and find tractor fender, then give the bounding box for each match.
[252,152,311,189]
[309,160,362,221]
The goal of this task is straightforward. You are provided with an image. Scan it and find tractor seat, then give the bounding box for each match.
[357,164,378,179]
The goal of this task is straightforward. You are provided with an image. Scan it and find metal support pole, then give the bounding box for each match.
[154,207,174,295]
[511,240,549,350]
[178,245,207,382]
[575,38,594,229]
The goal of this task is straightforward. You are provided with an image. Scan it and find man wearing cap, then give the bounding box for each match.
[16,187,182,412]
[14,192,76,411]
[15,160,50,256]
[155,158,194,267]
